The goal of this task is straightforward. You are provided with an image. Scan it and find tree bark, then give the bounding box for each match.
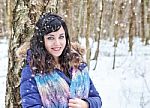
[77,0,84,41]
[5,0,58,107]
[141,0,145,42]
[145,0,150,45]
[63,0,73,40]
[93,0,103,70]
[86,0,92,67]
[129,0,136,53]
[5,0,12,36]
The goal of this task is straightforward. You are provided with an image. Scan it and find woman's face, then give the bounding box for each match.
[44,26,66,60]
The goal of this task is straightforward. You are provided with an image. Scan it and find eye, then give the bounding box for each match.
[59,35,65,39]
[47,37,54,40]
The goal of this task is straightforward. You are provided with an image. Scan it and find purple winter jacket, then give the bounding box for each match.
[20,51,102,108]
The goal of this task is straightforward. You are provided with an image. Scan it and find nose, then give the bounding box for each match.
[54,38,60,45]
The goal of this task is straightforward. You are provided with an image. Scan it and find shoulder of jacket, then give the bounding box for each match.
[78,62,88,71]
[21,65,33,80]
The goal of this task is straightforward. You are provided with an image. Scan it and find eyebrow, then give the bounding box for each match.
[45,33,65,37]
[47,34,54,37]
[60,33,65,35]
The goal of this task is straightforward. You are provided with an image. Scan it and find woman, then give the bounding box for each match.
[20,12,102,108]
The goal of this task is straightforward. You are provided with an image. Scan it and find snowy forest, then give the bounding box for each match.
[0,0,150,108]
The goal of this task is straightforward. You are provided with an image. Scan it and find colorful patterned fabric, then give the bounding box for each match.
[34,66,90,108]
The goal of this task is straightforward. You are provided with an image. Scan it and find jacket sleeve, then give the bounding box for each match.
[20,65,43,108]
[78,63,102,108]
[84,78,102,108]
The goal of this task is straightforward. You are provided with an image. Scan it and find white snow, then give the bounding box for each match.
[89,38,150,108]
[0,37,8,108]
[0,37,150,108]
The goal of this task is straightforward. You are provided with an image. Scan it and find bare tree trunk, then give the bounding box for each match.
[0,0,6,36]
[80,0,87,38]
[141,0,145,42]
[145,0,150,45]
[77,0,84,41]
[63,0,73,40]
[109,0,115,40]
[93,0,103,70]
[129,0,136,53]
[112,0,120,69]
[5,0,58,107]
[5,0,12,36]
[86,0,92,67]
[5,0,38,107]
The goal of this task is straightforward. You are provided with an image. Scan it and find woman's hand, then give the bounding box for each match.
[68,98,89,108]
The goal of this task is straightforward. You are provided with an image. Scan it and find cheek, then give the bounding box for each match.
[63,39,67,46]
[64,40,66,46]
[44,41,51,50]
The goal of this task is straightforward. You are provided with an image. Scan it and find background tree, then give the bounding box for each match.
[141,0,145,42]
[86,0,92,67]
[144,0,150,45]
[92,0,103,70]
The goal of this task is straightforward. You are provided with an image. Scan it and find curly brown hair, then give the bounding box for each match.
[30,13,71,76]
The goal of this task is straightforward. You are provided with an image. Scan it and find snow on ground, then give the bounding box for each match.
[89,38,150,108]
[0,37,150,108]
[0,37,8,108]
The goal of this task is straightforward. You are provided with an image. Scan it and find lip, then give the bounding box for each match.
[52,47,61,51]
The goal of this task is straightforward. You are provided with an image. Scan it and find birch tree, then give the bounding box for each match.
[5,0,58,107]
[141,0,145,42]
[145,0,150,45]
[129,0,136,52]
[86,0,92,67]
[92,0,103,70]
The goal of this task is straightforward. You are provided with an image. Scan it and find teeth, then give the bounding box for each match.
[53,47,60,51]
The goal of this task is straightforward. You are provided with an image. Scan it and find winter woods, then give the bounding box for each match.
[0,0,150,107]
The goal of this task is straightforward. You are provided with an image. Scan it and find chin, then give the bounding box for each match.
[51,50,64,57]
[53,53,62,57]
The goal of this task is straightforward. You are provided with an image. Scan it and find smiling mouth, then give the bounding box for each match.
[52,47,61,51]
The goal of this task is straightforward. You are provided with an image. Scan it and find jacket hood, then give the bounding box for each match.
[16,41,86,66]
[16,41,30,60]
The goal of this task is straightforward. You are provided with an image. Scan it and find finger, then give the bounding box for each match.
[69,99,78,104]
[68,103,81,108]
